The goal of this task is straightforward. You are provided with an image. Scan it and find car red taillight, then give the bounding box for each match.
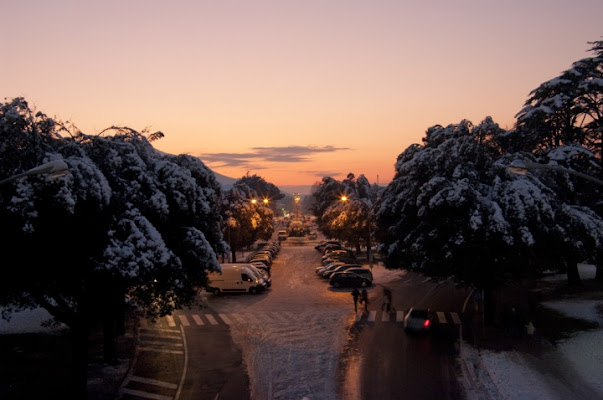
[423,320,430,328]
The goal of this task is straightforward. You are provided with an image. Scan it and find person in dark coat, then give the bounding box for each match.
[351,288,360,312]
[361,288,369,312]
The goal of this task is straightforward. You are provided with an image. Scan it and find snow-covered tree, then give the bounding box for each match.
[0,98,226,396]
[220,179,274,262]
[515,40,603,173]
[311,173,380,258]
[310,176,345,234]
[375,118,603,297]
[238,172,285,214]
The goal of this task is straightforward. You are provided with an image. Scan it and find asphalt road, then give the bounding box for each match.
[120,241,470,399]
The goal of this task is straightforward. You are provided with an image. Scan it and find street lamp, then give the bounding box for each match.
[0,160,69,186]
[508,160,603,187]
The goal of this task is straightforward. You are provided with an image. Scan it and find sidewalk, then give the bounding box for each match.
[458,264,603,400]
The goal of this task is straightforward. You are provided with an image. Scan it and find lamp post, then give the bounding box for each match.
[508,160,603,187]
[0,160,69,186]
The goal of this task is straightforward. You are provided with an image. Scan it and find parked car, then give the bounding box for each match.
[315,240,340,252]
[329,271,372,288]
[277,230,288,240]
[403,308,432,333]
[322,244,343,255]
[249,256,271,267]
[316,262,346,277]
[250,261,271,275]
[246,263,272,287]
[345,267,373,281]
[321,264,361,279]
[321,249,355,261]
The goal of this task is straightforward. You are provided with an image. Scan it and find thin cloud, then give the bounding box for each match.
[200,145,351,168]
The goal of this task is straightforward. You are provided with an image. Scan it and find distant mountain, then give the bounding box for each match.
[212,171,237,189]
[211,171,313,196]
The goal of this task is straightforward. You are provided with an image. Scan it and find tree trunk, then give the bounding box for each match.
[231,248,237,263]
[70,323,90,398]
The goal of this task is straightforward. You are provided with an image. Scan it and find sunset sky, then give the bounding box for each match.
[2,0,602,188]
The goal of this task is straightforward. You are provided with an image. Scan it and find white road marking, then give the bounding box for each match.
[437,312,447,323]
[178,315,190,326]
[205,314,218,325]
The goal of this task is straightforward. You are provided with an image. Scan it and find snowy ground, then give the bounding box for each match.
[461,264,603,400]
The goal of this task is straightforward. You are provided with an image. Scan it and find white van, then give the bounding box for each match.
[206,264,266,295]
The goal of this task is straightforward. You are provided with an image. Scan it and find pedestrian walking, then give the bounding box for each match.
[381,287,392,313]
[361,288,369,312]
[351,288,360,312]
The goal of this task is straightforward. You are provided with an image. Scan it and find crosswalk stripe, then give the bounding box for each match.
[178,315,190,326]
[192,314,203,325]
[205,314,218,325]
[451,312,461,325]
[367,310,376,322]
[397,311,405,321]
[127,375,178,389]
[437,312,447,324]
[165,315,176,327]
[219,313,232,325]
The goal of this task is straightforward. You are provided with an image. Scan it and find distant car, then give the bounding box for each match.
[329,271,372,288]
[403,308,431,333]
[308,232,318,240]
[278,230,288,240]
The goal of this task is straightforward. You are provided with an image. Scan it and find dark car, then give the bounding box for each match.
[345,267,373,281]
[403,308,431,333]
[329,271,372,288]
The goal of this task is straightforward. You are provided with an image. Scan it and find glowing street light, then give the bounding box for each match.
[508,160,603,187]
[0,160,68,186]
